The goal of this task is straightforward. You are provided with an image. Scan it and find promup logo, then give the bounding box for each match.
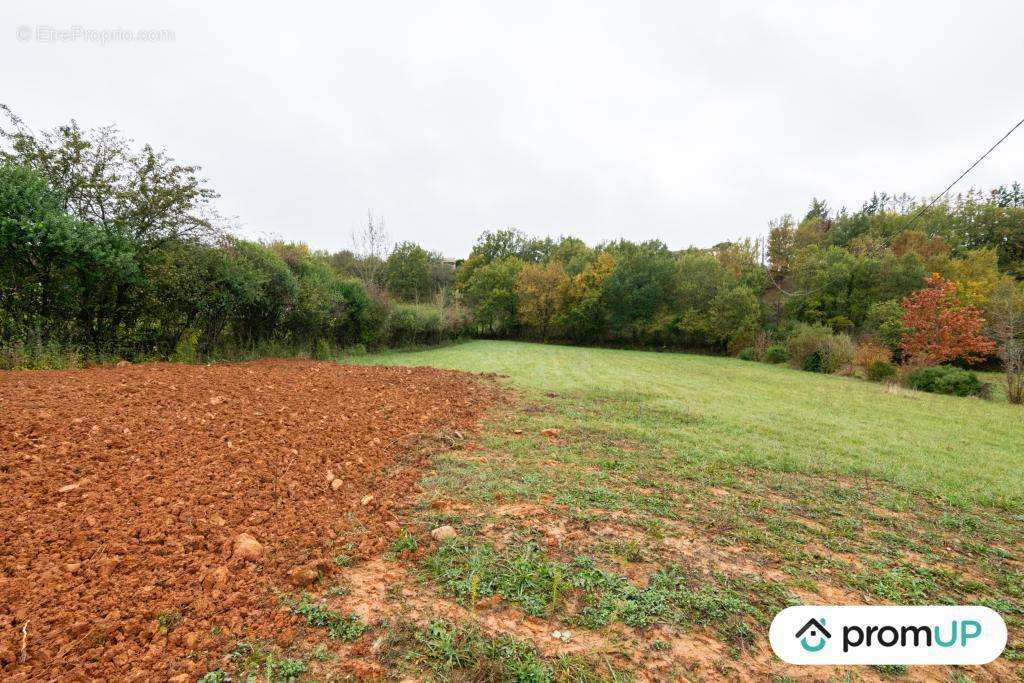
[795,618,831,652]
[770,606,1006,665]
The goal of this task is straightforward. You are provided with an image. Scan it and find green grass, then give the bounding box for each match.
[286,593,369,641]
[347,340,1024,677]
[353,340,1023,509]
[379,618,630,682]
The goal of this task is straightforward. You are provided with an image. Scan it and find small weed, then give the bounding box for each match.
[324,583,351,598]
[424,539,780,645]
[289,593,369,641]
[155,611,181,634]
[333,543,356,567]
[309,643,332,661]
[388,529,418,558]
[873,663,908,678]
[229,641,307,682]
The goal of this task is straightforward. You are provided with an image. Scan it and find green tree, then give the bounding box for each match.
[383,241,432,301]
[462,257,524,334]
[515,262,569,340]
[600,240,676,341]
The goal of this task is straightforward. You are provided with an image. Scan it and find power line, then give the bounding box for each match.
[770,112,1024,297]
[901,114,1024,232]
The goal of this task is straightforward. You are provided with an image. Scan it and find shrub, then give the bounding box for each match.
[821,333,854,373]
[763,344,788,364]
[853,341,893,371]
[786,323,833,370]
[866,360,897,382]
[737,347,756,361]
[906,365,986,397]
[802,351,824,373]
[753,331,773,361]
[787,323,852,373]
[382,300,472,347]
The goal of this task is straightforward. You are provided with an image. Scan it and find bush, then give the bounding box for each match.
[385,303,442,346]
[866,360,897,382]
[763,344,788,364]
[853,341,893,371]
[736,347,756,361]
[786,323,833,370]
[821,333,854,373]
[906,365,986,397]
[787,323,852,373]
[802,351,824,373]
[384,301,472,347]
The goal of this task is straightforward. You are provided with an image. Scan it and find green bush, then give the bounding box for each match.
[786,323,832,370]
[763,345,788,364]
[906,365,986,397]
[865,360,897,382]
[736,347,756,361]
[821,333,854,373]
[786,323,852,373]
[802,350,824,373]
[384,302,471,347]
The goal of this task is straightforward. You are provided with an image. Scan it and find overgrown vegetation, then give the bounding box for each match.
[0,107,467,367]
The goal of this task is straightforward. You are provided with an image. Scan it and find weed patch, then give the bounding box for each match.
[287,593,369,641]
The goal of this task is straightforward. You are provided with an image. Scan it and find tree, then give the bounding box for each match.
[986,278,1024,403]
[561,252,615,342]
[864,299,905,352]
[899,273,996,366]
[0,161,135,346]
[600,240,676,341]
[767,215,796,276]
[461,257,524,334]
[515,262,569,340]
[383,241,432,301]
[1,106,219,245]
[947,248,1002,309]
[350,211,390,294]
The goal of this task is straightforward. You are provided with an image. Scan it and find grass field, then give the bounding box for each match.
[341,341,1023,680]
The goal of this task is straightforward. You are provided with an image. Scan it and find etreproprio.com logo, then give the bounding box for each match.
[770,606,1007,665]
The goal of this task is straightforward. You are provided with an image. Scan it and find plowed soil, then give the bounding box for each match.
[0,359,499,681]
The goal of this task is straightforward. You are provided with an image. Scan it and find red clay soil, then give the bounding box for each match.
[0,359,499,681]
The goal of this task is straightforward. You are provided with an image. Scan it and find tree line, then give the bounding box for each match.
[0,108,467,367]
[2,108,1023,402]
[451,193,1024,401]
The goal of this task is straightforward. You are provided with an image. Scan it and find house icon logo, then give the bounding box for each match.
[795,617,831,652]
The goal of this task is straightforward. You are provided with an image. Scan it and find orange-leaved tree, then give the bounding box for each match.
[899,273,995,366]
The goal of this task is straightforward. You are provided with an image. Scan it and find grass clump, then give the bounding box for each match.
[379,619,625,682]
[387,529,418,558]
[224,641,307,682]
[288,593,369,641]
[423,539,787,645]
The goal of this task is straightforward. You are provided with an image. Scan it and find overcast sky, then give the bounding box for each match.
[2,2,1023,257]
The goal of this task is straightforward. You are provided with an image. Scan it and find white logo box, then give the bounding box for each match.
[770,605,1007,665]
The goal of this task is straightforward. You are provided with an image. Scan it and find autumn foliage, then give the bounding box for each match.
[899,273,996,365]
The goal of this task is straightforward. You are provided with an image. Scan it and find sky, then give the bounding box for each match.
[2,1,1023,258]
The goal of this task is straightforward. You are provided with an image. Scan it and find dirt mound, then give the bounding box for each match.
[0,359,498,681]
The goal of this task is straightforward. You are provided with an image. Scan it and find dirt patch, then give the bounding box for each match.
[0,359,500,681]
